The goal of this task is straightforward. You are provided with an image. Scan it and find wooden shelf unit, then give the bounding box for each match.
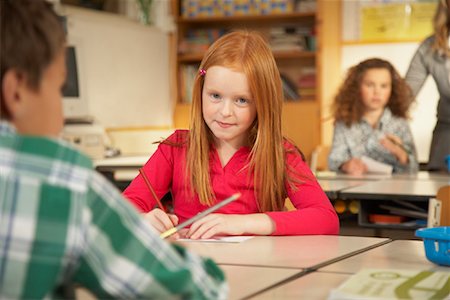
[170,0,341,161]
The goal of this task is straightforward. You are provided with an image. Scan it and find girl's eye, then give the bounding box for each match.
[236,98,249,106]
[211,93,221,100]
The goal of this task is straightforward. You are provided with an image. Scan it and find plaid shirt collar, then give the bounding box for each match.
[0,121,16,136]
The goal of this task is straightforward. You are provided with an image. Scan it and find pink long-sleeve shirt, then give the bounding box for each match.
[123,130,339,235]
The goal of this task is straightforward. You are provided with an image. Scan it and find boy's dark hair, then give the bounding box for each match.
[0,0,66,119]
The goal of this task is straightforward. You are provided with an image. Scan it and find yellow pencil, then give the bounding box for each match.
[387,136,412,155]
[160,193,241,239]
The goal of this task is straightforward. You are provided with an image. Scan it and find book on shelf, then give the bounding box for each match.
[269,26,312,52]
[180,64,198,104]
[328,268,450,300]
[179,29,227,54]
[181,0,297,18]
[296,0,317,13]
[280,73,300,101]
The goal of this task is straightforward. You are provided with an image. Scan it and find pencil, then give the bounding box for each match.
[139,168,166,213]
[160,193,241,239]
[386,136,412,155]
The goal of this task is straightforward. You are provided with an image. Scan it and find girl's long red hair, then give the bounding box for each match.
[187,31,298,211]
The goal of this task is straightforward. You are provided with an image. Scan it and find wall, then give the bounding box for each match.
[64,6,172,129]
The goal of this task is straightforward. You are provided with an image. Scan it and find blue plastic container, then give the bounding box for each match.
[446,154,450,172]
[415,227,450,266]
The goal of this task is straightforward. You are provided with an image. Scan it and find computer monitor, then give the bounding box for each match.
[62,37,89,121]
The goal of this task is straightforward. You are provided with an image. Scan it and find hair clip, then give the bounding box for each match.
[199,69,206,76]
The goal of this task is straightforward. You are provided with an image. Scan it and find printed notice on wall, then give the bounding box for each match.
[361,2,436,42]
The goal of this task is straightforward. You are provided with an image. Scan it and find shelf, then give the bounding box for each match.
[178,50,315,63]
[273,50,315,59]
[178,53,204,63]
[177,12,315,25]
[170,0,338,159]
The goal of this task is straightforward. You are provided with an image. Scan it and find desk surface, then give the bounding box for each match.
[318,179,367,200]
[393,171,450,181]
[94,155,149,169]
[339,179,449,201]
[321,240,449,273]
[178,235,390,269]
[317,171,449,181]
[253,240,449,299]
[221,265,303,300]
[316,171,391,181]
[253,271,350,300]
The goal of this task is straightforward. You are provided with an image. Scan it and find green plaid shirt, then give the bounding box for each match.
[0,122,227,299]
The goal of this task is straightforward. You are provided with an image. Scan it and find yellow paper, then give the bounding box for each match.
[361,3,436,42]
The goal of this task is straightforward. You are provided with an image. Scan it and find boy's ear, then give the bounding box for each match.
[2,69,27,119]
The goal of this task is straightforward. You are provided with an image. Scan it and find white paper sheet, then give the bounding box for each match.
[361,155,393,174]
[177,236,254,243]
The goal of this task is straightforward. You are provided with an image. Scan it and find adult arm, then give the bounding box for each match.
[405,38,431,97]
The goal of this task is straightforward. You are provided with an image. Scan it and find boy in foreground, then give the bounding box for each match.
[0,1,227,298]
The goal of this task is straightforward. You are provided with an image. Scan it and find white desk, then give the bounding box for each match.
[94,155,149,182]
[317,171,449,181]
[252,240,449,299]
[252,271,351,299]
[316,171,391,181]
[393,171,450,181]
[339,179,449,201]
[221,265,303,300]
[320,240,449,273]
[94,155,148,169]
[318,179,368,200]
[178,235,390,269]
[74,265,308,300]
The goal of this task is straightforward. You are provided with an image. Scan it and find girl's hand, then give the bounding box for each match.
[340,158,368,175]
[186,214,245,240]
[380,134,408,165]
[142,209,180,239]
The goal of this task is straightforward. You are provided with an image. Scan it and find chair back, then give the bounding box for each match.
[436,185,450,226]
[310,145,331,173]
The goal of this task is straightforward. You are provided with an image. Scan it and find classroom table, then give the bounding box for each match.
[316,170,391,181]
[252,240,449,299]
[93,155,148,187]
[178,235,390,269]
[220,265,304,300]
[393,171,449,181]
[94,155,147,173]
[251,271,351,299]
[316,170,449,182]
[339,178,449,201]
[318,178,367,200]
[74,265,302,300]
[320,240,449,273]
